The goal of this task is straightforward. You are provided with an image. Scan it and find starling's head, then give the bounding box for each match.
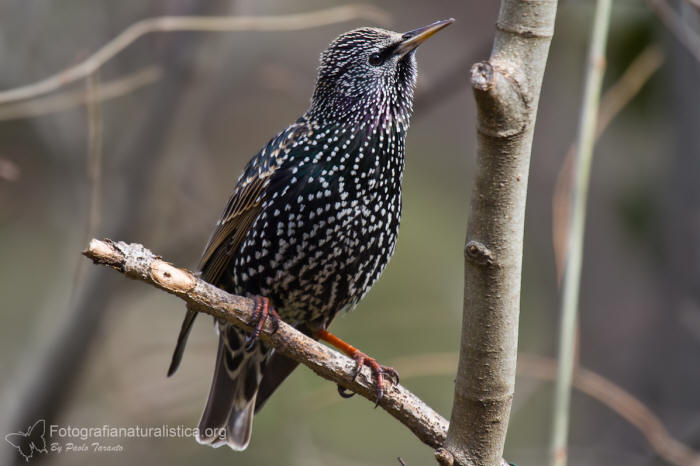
[310,19,454,125]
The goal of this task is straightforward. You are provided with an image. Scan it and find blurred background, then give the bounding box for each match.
[1,0,698,465]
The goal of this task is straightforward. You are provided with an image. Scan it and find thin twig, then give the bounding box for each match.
[550,0,613,465]
[0,5,390,105]
[649,0,700,63]
[597,45,665,134]
[69,73,105,303]
[85,73,103,244]
[82,238,449,449]
[552,44,665,280]
[521,354,700,466]
[0,66,161,121]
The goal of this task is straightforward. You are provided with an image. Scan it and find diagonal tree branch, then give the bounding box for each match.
[552,43,665,281]
[0,66,161,121]
[0,5,390,105]
[82,238,449,449]
[649,0,700,63]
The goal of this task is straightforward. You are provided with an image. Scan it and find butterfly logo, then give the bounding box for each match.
[5,419,48,462]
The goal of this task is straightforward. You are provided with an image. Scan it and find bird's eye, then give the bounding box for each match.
[368,52,383,66]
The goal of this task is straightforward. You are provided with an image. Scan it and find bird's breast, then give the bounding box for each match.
[232,126,406,323]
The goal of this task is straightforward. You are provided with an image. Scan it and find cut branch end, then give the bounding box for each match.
[471,61,528,138]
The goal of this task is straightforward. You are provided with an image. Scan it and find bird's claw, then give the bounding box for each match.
[337,384,355,398]
[347,351,399,407]
[245,296,280,350]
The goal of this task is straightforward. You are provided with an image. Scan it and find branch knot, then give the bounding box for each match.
[465,240,495,266]
[471,62,494,92]
[434,448,455,466]
[471,61,528,138]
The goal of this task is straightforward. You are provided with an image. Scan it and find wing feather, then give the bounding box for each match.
[168,121,311,376]
[199,121,311,282]
[199,180,267,283]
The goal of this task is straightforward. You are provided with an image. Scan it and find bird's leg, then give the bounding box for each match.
[245,296,281,350]
[316,329,399,406]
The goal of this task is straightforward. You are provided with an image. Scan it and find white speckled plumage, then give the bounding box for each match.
[167,21,452,451]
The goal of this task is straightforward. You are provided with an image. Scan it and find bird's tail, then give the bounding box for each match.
[196,324,266,450]
[167,305,198,377]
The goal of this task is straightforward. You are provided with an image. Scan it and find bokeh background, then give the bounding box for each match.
[1,0,699,465]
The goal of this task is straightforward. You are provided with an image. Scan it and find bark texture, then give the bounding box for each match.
[443,2,558,465]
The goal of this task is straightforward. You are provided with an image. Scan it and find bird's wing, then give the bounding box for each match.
[198,172,268,283]
[199,120,311,281]
[168,121,311,376]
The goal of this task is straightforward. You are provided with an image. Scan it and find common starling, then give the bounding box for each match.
[168,18,454,451]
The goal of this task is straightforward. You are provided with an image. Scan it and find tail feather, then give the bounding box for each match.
[255,322,315,413]
[168,305,198,377]
[196,325,265,450]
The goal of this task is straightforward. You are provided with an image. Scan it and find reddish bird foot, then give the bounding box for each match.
[348,349,400,406]
[245,296,281,350]
[317,329,399,406]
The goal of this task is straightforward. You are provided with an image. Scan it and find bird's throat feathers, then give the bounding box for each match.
[309,57,416,133]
